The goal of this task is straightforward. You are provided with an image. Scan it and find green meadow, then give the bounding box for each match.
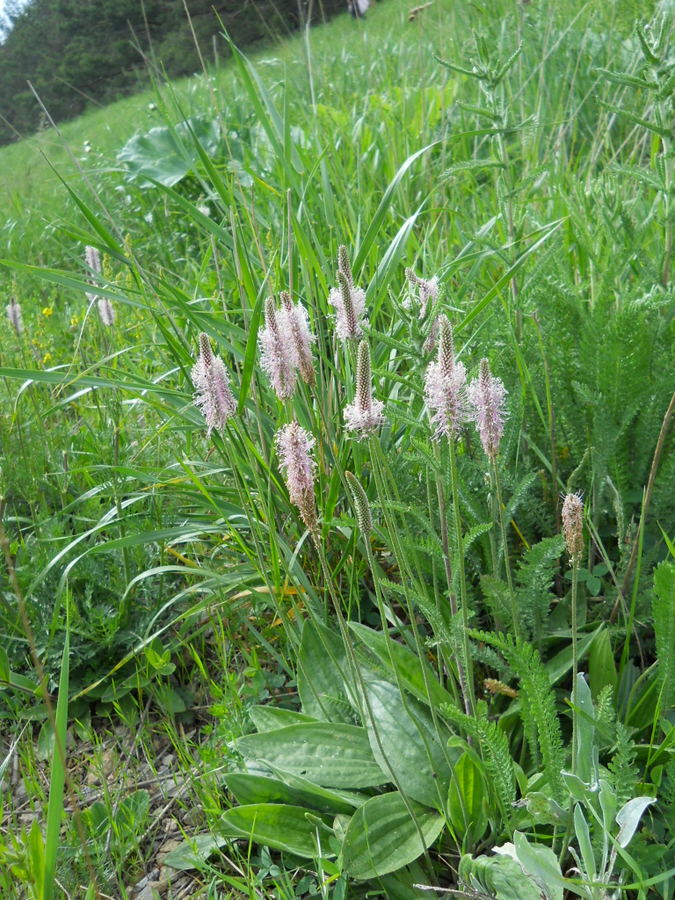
[0,0,673,897]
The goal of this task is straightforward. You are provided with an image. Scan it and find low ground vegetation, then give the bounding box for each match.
[0,0,673,897]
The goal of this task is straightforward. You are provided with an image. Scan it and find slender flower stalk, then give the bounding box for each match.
[468,358,519,638]
[259,297,297,400]
[405,268,439,318]
[424,316,474,713]
[191,332,237,435]
[6,299,23,336]
[562,491,584,773]
[276,422,318,532]
[328,246,367,341]
[344,340,385,438]
[424,315,468,439]
[279,291,315,385]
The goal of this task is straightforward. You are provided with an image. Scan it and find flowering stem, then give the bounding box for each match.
[570,558,579,775]
[447,438,475,715]
[491,460,520,641]
[433,442,471,715]
[311,533,434,864]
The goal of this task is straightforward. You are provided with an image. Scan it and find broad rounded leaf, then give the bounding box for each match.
[117,116,221,187]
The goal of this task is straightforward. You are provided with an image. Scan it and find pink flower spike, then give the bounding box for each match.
[344,340,385,439]
[468,358,507,461]
[276,421,318,532]
[191,332,237,435]
[424,315,467,440]
[328,246,367,341]
[97,297,115,327]
[6,300,23,335]
[85,245,102,274]
[259,297,298,400]
[280,291,316,386]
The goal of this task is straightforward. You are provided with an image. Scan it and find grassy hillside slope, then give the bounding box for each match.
[0,0,672,897]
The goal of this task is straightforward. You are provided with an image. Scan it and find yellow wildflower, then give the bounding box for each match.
[42,307,53,317]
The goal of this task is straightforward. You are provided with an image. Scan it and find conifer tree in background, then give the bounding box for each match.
[0,0,345,144]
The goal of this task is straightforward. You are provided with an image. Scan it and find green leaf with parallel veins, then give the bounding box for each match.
[223,772,360,815]
[341,791,444,879]
[362,679,456,809]
[297,620,354,723]
[447,752,488,844]
[219,803,333,858]
[348,622,453,709]
[236,723,386,789]
[249,705,317,732]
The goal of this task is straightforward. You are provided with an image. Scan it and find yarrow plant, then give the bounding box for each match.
[424,315,467,440]
[344,340,385,438]
[259,296,298,400]
[328,246,367,341]
[191,332,237,435]
[276,422,317,532]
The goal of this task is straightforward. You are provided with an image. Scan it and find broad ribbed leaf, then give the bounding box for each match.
[363,679,455,808]
[223,772,359,815]
[220,803,332,857]
[236,723,386,788]
[297,620,353,723]
[341,792,444,879]
[348,623,453,709]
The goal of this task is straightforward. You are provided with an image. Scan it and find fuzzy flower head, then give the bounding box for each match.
[424,315,467,440]
[276,422,318,532]
[6,299,23,336]
[405,268,439,318]
[191,332,237,435]
[97,297,115,327]
[562,492,584,564]
[344,340,385,439]
[279,291,316,386]
[468,358,507,461]
[328,245,367,341]
[85,245,102,275]
[259,297,298,400]
[84,245,102,303]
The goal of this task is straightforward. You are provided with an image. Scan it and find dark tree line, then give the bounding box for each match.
[0,0,345,145]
